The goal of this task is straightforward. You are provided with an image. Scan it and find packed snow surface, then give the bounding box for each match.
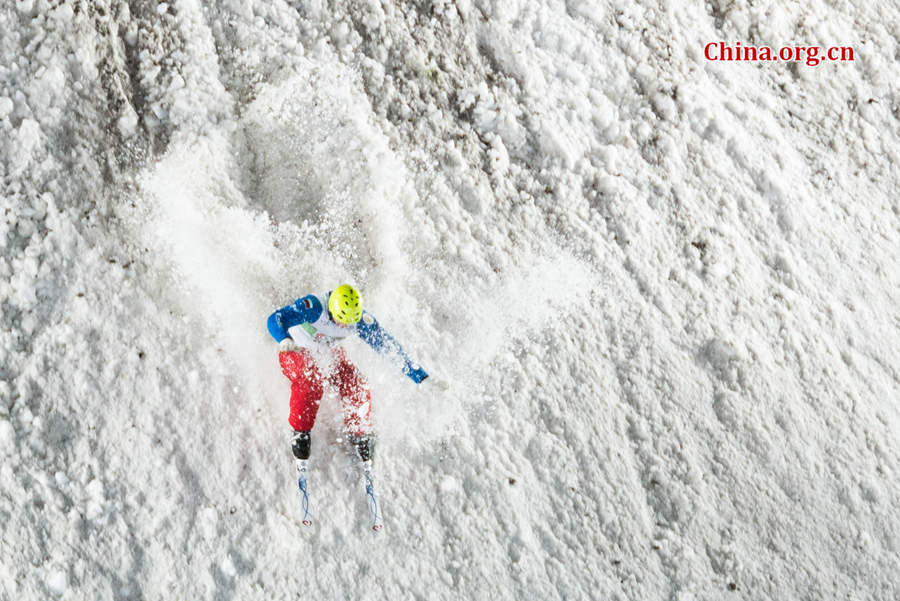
[1,1,899,600]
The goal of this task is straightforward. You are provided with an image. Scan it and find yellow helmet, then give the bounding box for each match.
[328,284,363,325]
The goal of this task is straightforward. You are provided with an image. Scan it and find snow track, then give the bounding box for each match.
[1,1,899,600]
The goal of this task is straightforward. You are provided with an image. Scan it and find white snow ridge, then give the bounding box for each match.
[1,2,899,601]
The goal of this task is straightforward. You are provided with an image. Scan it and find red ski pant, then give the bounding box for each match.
[279,347,373,438]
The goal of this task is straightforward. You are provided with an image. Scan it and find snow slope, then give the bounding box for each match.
[1,1,898,600]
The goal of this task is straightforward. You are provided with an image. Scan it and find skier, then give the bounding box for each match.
[267,284,431,472]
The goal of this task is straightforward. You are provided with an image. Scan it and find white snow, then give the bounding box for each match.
[116,106,139,138]
[45,566,67,597]
[0,96,13,120]
[0,418,15,455]
[1,0,899,600]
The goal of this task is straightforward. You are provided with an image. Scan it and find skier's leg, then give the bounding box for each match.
[330,349,374,461]
[280,349,324,456]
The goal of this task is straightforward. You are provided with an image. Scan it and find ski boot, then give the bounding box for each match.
[350,435,374,466]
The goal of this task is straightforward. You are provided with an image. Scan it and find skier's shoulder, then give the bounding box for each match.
[293,292,325,313]
[355,309,377,329]
[354,310,383,346]
[275,293,325,322]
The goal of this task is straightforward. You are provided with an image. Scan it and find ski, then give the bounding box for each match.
[292,455,381,530]
[296,459,312,526]
[362,461,384,532]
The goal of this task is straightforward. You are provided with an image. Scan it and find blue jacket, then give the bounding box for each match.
[267,292,429,384]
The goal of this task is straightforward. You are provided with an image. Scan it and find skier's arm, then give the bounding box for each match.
[355,313,429,383]
[267,295,322,342]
